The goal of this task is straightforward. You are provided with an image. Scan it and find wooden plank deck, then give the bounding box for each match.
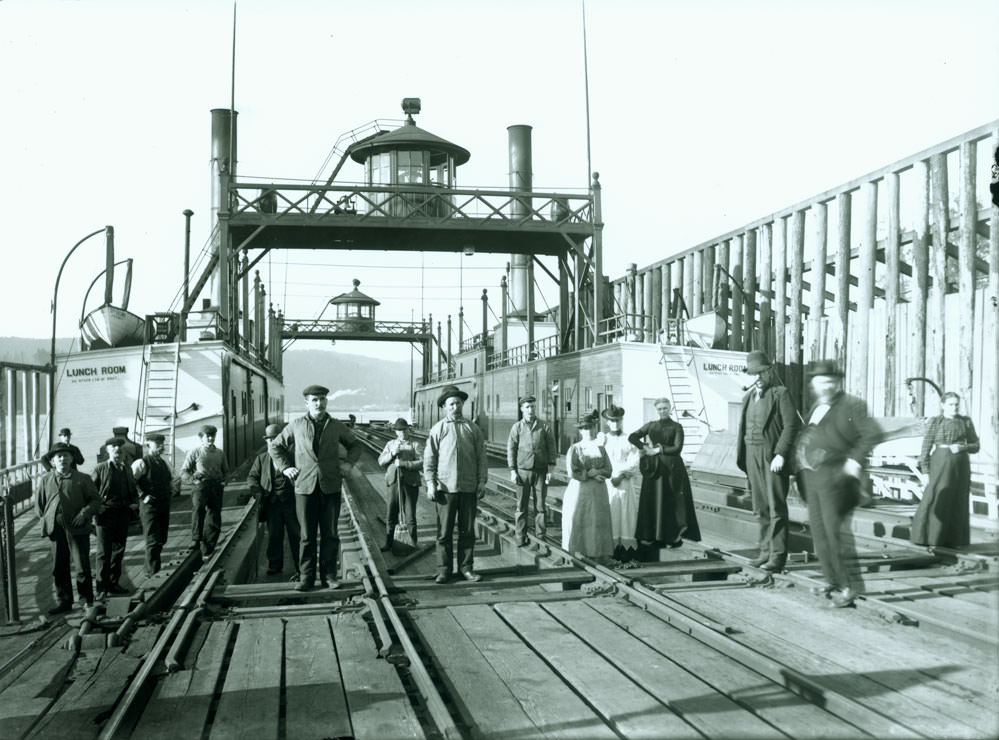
[209,618,283,739]
[285,615,352,740]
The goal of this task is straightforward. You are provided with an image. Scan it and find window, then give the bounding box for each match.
[397,150,425,184]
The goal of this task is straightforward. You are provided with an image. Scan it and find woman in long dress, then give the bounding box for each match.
[628,397,701,553]
[561,410,614,561]
[600,405,641,561]
[911,392,979,548]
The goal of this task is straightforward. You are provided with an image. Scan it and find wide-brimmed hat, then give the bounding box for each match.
[302,384,330,397]
[392,418,410,430]
[745,351,772,375]
[145,433,166,444]
[263,423,283,439]
[601,405,625,420]
[576,410,601,429]
[43,442,77,462]
[437,384,468,407]
[807,359,845,378]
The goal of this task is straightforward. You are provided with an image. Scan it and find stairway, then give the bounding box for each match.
[659,345,709,465]
[135,343,181,468]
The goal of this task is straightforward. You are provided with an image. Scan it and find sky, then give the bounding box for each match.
[1,0,996,363]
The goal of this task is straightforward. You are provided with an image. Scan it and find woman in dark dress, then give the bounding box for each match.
[628,397,701,553]
[911,392,979,548]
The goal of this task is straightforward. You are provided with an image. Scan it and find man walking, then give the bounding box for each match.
[269,385,361,592]
[796,360,882,608]
[92,437,139,597]
[248,423,301,580]
[180,424,229,557]
[36,442,102,614]
[424,385,487,583]
[736,351,800,572]
[506,395,556,546]
[131,433,176,576]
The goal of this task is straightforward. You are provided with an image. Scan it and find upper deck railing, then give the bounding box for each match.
[228,182,594,234]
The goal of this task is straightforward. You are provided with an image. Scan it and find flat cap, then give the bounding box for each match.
[302,384,330,397]
[146,433,166,444]
[519,395,537,405]
[199,424,218,436]
[264,423,283,439]
[58,427,72,436]
[105,437,125,447]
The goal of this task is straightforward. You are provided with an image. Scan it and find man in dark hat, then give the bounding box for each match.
[248,423,301,579]
[131,433,177,577]
[269,384,361,591]
[424,385,487,583]
[736,351,800,572]
[506,395,556,546]
[36,443,102,614]
[91,437,139,597]
[377,418,424,551]
[41,428,84,471]
[180,424,230,558]
[796,360,882,608]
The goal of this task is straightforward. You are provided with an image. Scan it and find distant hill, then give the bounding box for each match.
[282,348,410,410]
[0,337,78,366]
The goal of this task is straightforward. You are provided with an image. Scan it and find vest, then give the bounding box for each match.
[138,455,173,503]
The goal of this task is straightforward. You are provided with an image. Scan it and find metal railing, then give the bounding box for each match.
[230,181,594,229]
[1,458,45,623]
[597,313,659,343]
[282,318,431,338]
[460,332,492,353]
[486,334,559,370]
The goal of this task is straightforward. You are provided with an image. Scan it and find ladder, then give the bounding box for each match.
[135,342,181,468]
[659,343,710,465]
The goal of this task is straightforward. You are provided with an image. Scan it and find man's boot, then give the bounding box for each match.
[380,531,394,552]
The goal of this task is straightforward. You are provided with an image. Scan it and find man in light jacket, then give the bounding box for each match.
[269,384,361,592]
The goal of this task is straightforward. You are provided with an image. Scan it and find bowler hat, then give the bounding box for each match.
[263,423,283,439]
[58,427,72,436]
[601,405,625,421]
[146,433,166,444]
[436,384,468,407]
[807,359,845,378]
[519,395,536,406]
[302,384,329,397]
[199,424,218,436]
[392,418,410,430]
[576,409,600,429]
[43,442,77,462]
[112,426,128,435]
[745,351,772,375]
[105,437,125,447]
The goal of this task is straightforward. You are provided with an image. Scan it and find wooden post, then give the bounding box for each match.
[929,153,949,398]
[0,369,7,468]
[958,141,977,408]
[910,162,930,416]
[692,251,703,315]
[990,130,999,469]
[30,371,41,459]
[744,229,757,351]
[884,172,900,415]
[790,211,806,406]
[835,191,853,373]
[773,222,787,365]
[683,254,695,319]
[673,259,684,319]
[558,255,570,352]
[651,267,662,335]
[635,269,645,341]
[6,368,17,467]
[731,234,744,351]
[810,202,828,364]
[626,263,637,328]
[758,224,772,358]
[853,181,878,399]
[643,270,654,341]
[661,264,671,325]
[717,240,730,346]
[703,244,716,312]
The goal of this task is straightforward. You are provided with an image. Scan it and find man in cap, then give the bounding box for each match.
[92,437,140,597]
[96,426,142,466]
[506,395,556,546]
[41,428,84,471]
[36,442,102,614]
[736,351,800,572]
[248,423,301,579]
[424,385,488,583]
[180,424,230,558]
[131,433,177,577]
[796,360,882,608]
[269,384,362,592]
[377,418,424,551]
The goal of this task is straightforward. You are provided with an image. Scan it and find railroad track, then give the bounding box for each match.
[2,426,994,739]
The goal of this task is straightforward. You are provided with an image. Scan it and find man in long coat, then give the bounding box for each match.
[736,351,800,571]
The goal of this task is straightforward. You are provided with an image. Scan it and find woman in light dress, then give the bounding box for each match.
[561,410,614,561]
[600,405,641,562]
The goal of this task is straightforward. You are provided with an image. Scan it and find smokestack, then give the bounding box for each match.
[210,109,237,324]
[507,125,532,317]
[103,226,115,306]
